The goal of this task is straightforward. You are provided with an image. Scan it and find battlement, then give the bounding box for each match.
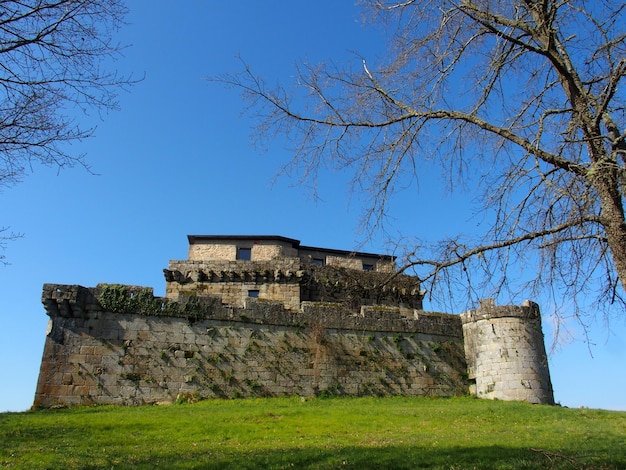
[41,283,458,337]
[165,236,422,311]
[460,298,540,322]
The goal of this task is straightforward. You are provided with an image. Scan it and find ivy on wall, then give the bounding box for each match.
[302,265,422,308]
[97,284,217,322]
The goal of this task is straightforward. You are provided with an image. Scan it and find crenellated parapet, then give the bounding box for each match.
[165,257,423,311]
[164,259,306,285]
[40,283,456,336]
[42,284,98,319]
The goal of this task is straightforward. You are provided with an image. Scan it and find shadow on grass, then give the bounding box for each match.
[73,443,620,470]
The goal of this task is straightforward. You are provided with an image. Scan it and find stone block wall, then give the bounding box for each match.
[460,299,554,404]
[327,255,363,270]
[164,259,423,311]
[165,259,304,310]
[34,284,555,407]
[171,282,301,312]
[188,243,237,261]
[34,284,467,407]
[252,243,298,260]
[188,240,298,261]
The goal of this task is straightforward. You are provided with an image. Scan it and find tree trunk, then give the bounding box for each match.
[597,179,626,293]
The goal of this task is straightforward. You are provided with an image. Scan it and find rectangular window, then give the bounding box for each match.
[363,264,374,271]
[237,247,252,261]
[247,290,259,298]
[312,258,324,266]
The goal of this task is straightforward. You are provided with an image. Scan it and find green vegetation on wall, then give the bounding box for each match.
[97,284,218,321]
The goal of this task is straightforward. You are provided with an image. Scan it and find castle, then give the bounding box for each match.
[34,235,554,407]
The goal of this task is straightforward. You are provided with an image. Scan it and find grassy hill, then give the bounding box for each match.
[1,396,624,469]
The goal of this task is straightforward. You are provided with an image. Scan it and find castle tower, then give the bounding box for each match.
[460,299,554,404]
[163,235,421,311]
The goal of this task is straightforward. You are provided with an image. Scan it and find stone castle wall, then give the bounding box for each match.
[165,259,304,310]
[188,242,237,261]
[188,241,299,262]
[35,283,555,408]
[164,259,423,311]
[326,255,364,270]
[33,236,555,407]
[461,299,554,404]
[34,284,467,407]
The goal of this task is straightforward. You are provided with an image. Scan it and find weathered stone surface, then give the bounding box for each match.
[460,300,554,404]
[34,284,554,408]
[34,237,554,408]
[34,284,468,407]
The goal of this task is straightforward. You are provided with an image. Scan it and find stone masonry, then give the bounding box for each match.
[461,299,554,404]
[35,284,466,406]
[33,235,554,407]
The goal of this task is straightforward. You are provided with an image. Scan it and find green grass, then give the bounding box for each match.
[1,396,624,469]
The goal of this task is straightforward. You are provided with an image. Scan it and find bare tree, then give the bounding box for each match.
[0,0,135,263]
[215,0,626,321]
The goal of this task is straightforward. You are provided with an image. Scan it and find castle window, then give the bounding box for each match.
[237,247,252,261]
[247,289,259,298]
[363,264,374,271]
[312,258,324,266]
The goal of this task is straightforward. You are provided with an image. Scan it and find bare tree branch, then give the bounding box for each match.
[212,0,626,324]
[0,0,137,191]
[0,0,138,261]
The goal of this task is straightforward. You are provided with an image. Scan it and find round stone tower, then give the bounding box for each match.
[460,299,554,404]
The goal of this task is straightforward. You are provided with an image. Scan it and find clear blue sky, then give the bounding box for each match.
[1,0,624,412]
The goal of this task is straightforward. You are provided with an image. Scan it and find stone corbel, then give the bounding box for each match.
[163,269,191,284]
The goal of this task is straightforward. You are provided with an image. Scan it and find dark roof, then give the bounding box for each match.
[298,244,395,262]
[187,235,300,246]
[187,235,395,261]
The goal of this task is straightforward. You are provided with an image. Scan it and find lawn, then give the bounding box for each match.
[1,396,624,469]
